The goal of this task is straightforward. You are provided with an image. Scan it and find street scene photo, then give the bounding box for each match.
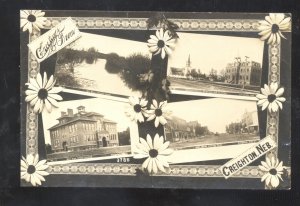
[54,32,151,97]
[165,98,260,152]
[167,32,265,99]
[42,97,132,163]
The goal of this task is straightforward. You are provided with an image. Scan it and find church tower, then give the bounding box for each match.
[184,54,192,76]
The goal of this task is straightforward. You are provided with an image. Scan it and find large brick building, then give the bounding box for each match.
[241,110,259,134]
[225,60,262,86]
[48,106,119,153]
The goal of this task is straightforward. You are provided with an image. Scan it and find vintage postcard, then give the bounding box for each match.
[20,11,291,189]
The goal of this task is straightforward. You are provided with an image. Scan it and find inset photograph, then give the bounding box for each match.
[165,98,260,163]
[42,97,134,163]
[54,32,151,97]
[167,32,265,100]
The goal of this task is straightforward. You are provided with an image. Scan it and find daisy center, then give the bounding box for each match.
[157,40,165,48]
[155,109,162,117]
[268,94,276,103]
[134,104,142,113]
[149,149,158,158]
[27,165,36,174]
[38,88,48,100]
[271,24,279,33]
[269,168,277,175]
[27,14,36,22]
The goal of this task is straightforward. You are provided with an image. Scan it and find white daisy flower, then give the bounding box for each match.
[21,154,49,186]
[125,96,148,123]
[133,134,173,174]
[25,72,63,113]
[147,28,176,59]
[144,99,171,128]
[258,13,291,45]
[259,156,284,188]
[256,82,286,113]
[20,10,47,34]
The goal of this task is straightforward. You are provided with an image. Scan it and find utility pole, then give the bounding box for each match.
[243,56,250,89]
[234,57,241,85]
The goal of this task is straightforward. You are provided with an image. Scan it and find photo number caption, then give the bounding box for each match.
[117,157,131,163]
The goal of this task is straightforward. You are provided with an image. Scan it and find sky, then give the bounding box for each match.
[60,32,150,96]
[42,97,131,145]
[166,98,258,133]
[167,32,265,75]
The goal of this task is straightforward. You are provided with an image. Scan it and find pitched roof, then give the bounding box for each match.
[48,118,97,130]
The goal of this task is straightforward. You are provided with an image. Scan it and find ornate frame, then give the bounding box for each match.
[21,12,291,188]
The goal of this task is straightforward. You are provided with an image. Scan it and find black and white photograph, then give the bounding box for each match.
[54,32,151,97]
[167,33,265,100]
[18,11,291,190]
[42,97,134,163]
[163,98,261,163]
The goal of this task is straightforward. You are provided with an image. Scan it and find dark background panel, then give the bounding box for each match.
[0,0,300,205]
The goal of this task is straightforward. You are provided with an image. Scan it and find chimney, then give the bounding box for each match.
[77,106,86,113]
[67,108,73,117]
[61,111,67,117]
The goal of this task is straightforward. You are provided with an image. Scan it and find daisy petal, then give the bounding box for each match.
[158,141,170,153]
[26,154,35,165]
[157,155,169,168]
[48,87,63,94]
[259,165,269,172]
[25,94,38,102]
[44,99,52,113]
[146,114,156,121]
[271,102,279,112]
[36,170,49,176]
[150,35,158,41]
[36,73,43,88]
[153,134,161,150]
[275,100,283,110]
[275,14,285,25]
[47,97,59,108]
[270,83,278,94]
[33,154,39,166]
[152,159,158,174]
[270,175,280,188]
[261,101,269,111]
[159,116,167,125]
[48,94,63,101]
[154,117,160,127]
[261,173,269,182]
[155,158,166,173]
[147,159,153,173]
[146,134,153,149]
[139,138,150,151]
[159,148,173,156]
[32,174,42,186]
[276,97,286,102]
[275,88,284,97]
[257,99,268,106]
[45,75,54,90]
[142,157,150,170]
[161,49,166,59]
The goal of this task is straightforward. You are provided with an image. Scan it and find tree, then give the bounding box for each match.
[219,69,226,82]
[118,127,130,146]
[45,144,53,154]
[190,69,198,79]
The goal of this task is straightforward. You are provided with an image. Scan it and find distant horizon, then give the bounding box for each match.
[167,32,264,75]
[169,54,262,76]
[167,98,258,133]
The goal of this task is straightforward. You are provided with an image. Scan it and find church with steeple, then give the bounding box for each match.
[169,54,195,78]
[184,54,192,76]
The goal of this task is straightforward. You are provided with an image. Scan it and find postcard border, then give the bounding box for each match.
[22,13,290,186]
